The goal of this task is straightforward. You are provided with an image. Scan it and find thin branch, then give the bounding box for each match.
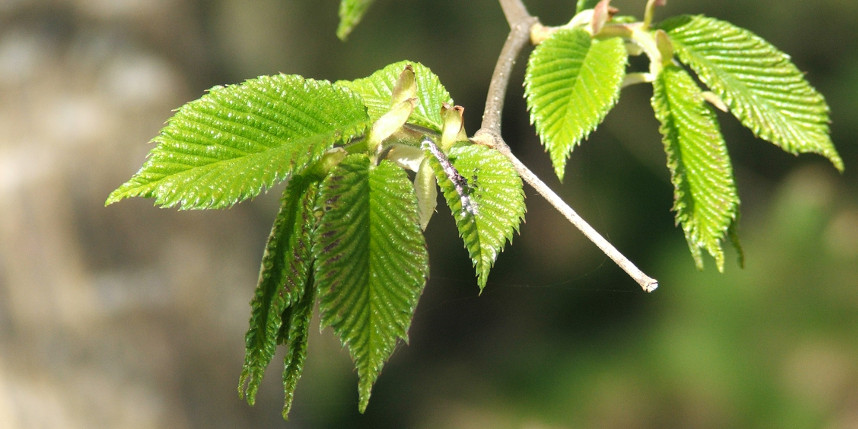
[499,0,531,28]
[480,13,536,133]
[473,0,659,292]
[499,141,659,292]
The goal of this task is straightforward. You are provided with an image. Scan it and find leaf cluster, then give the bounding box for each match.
[523,4,842,270]
[106,0,843,420]
[107,61,525,416]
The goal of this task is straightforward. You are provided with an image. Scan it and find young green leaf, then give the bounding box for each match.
[427,142,525,291]
[337,0,375,40]
[652,65,740,271]
[337,61,453,132]
[312,154,428,412]
[238,175,320,406]
[106,74,369,209]
[660,15,844,171]
[524,28,627,180]
[280,272,317,419]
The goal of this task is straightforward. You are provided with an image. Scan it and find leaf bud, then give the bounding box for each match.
[439,103,467,151]
[414,158,438,230]
[591,0,618,35]
[308,147,347,178]
[391,65,417,107]
[702,91,728,112]
[654,29,674,66]
[368,98,416,153]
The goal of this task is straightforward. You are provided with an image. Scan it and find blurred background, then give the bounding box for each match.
[1,0,856,427]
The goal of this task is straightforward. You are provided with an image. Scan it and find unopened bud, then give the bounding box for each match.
[702,91,728,112]
[391,65,417,107]
[414,158,438,230]
[654,29,674,66]
[369,98,416,153]
[440,103,467,151]
[591,0,613,35]
[308,147,347,178]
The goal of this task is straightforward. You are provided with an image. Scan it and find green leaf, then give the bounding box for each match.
[312,154,428,412]
[660,15,843,171]
[337,0,375,40]
[428,143,525,291]
[524,28,627,180]
[238,175,320,406]
[106,74,370,209]
[280,270,317,419]
[337,61,453,132]
[652,65,740,271]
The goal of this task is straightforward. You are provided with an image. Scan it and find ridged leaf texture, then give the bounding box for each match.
[428,143,525,291]
[105,74,369,209]
[652,65,740,271]
[525,28,627,180]
[238,175,320,409]
[312,154,429,412]
[660,15,843,171]
[338,61,453,132]
[337,0,375,40]
[279,270,316,419]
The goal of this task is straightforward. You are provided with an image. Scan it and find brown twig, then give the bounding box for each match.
[472,0,659,292]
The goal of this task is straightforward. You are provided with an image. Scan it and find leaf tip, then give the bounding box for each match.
[476,275,488,295]
[357,379,374,414]
[552,160,567,182]
[714,252,725,273]
[105,184,135,207]
[690,250,704,271]
[828,153,845,173]
[237,370,258,406]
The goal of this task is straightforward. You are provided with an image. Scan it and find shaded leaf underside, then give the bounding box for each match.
[239,175,320,406]
[280,271,317,419]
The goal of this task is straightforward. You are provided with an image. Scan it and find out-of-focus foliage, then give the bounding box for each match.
[337,0,375,40]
